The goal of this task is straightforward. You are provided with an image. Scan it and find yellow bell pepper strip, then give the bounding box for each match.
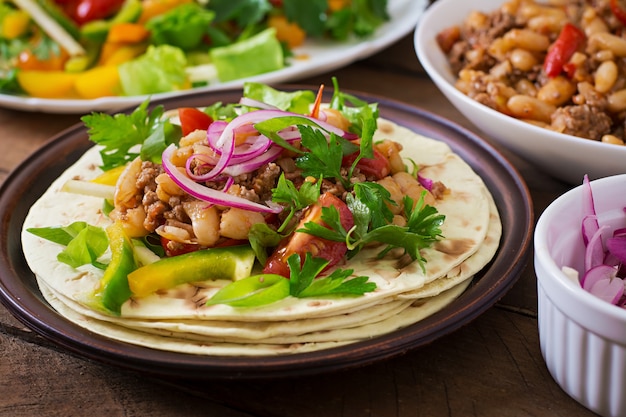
[1,9,31,39]
[106,22,150,43]
[99,43,146,66]
[74,65,121,99]
[91,165,127,186]
[267,15,306,49]
[94,221,138,315]
[127,245,256,298]
[16,70,78,98]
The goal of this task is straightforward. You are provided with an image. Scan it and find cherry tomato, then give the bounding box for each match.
[543,23,585,78]
[178,107,214,136]
[342,147,390,180]
[263,192,354,278]
[57,0,125,25]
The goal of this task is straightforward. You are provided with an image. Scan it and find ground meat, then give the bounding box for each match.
[136,161,162,192]
[550,105,612,140]
[252,163,281,202]
[142,190,168,232]
[430,181,448,200]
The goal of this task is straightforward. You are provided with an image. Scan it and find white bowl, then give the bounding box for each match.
[414,0,626,184]
[534,174,626,417]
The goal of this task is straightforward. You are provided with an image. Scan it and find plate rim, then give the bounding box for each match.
[0,86,533,380]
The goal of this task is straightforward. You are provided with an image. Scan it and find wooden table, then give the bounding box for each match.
[0,34,597,417]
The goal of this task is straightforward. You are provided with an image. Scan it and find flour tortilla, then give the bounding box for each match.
[21,117,501,355]
[37,276,472,355]
[32,187,500,346]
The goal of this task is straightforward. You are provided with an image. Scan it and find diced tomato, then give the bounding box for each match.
[160,236,199,257]
[263,192,354,278]
[543,23,586,78]
[178,107,214,136]
[342,147,390,180]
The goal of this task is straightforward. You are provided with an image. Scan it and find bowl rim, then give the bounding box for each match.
[413,0,626,155]
[534,175,626,332]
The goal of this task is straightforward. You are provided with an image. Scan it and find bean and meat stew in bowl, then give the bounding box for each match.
[435,0,626,146]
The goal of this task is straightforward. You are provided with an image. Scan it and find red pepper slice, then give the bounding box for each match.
[610,0,626,26]
[543,23,586,78]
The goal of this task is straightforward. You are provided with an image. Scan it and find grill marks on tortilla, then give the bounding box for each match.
[434,238,476,257]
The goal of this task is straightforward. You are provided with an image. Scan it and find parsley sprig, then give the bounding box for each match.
[299,185,445,272]
[81,100,181,171]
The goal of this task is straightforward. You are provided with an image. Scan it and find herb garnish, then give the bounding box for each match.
[206,253,375,307]
[81,100,181,171]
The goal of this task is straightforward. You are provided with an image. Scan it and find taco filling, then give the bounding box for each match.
[21,80,501,356]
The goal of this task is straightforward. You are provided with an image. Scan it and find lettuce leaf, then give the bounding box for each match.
[209,27,283,82]
[145,3,215,51]
[118,45,187,96]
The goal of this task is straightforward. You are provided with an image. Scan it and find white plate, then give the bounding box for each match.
[1,0,427,114]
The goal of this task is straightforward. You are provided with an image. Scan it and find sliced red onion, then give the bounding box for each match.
[162,144,283,214]
[590,279,624,304]
[215,109,356,149]
[582,264,617,290]
[206,121,227,150]
[239,97,280,110]
[606,234,626,264]
[418,174,433,191]
[581,174,599,245]
[585,223,608,271]
[221,145,284,177]
[581,264,625,305]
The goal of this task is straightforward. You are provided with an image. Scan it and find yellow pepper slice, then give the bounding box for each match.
[16,70,78,98]
[2,10,31,39]
[74,65,121,99]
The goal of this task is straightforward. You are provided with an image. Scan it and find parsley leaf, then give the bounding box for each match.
[271,173,321,232]
[296,126,347,186]
[290,253,375,297]
[81,100,180,171]
[300,189,445,271]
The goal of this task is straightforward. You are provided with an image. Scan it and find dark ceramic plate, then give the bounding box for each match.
[0,87,533,380]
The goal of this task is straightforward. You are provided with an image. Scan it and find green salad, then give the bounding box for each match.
[0,0,389,99]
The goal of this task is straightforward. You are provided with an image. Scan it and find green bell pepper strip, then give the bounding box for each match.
[127,245,256,298]
[206,274,290,307]
[94,221,138,315]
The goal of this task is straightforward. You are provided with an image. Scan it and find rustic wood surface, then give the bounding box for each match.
[0,33,598,417]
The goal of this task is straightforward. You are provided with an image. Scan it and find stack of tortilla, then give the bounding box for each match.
[21,118,501,356]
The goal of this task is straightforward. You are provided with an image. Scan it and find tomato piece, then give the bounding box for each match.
[178,107,214,136]
[610,0,626,26]
[263,193,354,278]
[543,23,586,78]
[62,0,125,25]
[16,48,69,71]
[342,148,390,180]
[160,236,199,257]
